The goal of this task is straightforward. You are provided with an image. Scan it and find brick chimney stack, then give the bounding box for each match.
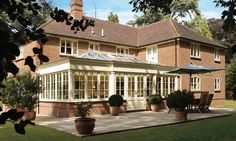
[71,0,83,19]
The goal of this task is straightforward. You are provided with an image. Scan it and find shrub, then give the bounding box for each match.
[76,102,92,118]
[148,94,162,104]
[108,94,124,107]
[166,90,194,110]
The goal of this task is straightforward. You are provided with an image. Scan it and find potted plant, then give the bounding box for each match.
[74,102,95,134]
[108,94,124,116]
[166,90,194,121]
[148,94,163,112]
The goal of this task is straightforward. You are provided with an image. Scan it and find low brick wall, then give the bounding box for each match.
[38,101,128,118]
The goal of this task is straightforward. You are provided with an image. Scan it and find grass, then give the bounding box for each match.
[224,100,236,108]
[0,115,236,141]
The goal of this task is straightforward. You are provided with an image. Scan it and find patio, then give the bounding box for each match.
[35,108,232,137]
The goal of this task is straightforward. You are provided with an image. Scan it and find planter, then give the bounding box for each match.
[110,106,120,116]
[150,104,160,112]
[24,111,36,120]
[75,118,95,134]
[175,110,187,121]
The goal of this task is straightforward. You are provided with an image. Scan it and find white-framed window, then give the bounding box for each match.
[100,73,109,99]
[128,75,135,97]
[116,74,125,96]
[137,75,144,97]
[116,47,129,55]
[214,77,220,91]
[190,43,200,58]
[191,76,200,91]
[74,72,85,99]
[146,75,154,96]
[60,40,78,55]
[146,47,157,63]
[87,72,98,99]
[214,49,220,62]
[89,43,100,51]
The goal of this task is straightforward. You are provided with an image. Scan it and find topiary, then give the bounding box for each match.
[166,90,194,111]
[108,94,124,107]
[148,94,163,104]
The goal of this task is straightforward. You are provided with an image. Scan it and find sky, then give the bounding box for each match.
[52,0,225,24]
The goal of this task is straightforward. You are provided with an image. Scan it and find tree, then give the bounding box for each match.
[108,12,119,23]
[128,0,199,27]
[226,54,236,92]
[185,14,213,39]
[0,0,94,135]
[208,18,236,62]
[129,0,236,32]
[127,10,164,27]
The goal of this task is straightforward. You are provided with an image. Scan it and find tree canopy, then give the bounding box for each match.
[128,0,200,27]
[185,14,213,39]
[108,12,119,23]
[129,0,236,32]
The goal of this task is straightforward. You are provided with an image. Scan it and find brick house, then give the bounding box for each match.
[15,0,226,117]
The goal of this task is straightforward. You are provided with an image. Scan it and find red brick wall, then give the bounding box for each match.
[177,40,225,107]
[158,42,176,66]
[100,44,116,53]
[38,101,127,117]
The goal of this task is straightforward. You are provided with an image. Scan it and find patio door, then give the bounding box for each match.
[126,75,146,111]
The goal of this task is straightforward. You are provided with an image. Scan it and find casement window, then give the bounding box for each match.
[137,75,144,97]
[89,43,100,51]
[191,76,200,91]
[60,40,78,55]
[190,43,200,58]
[74,72,85,99]
[40,72,68,100]
[162,76,169,97]
[128,75,135,97]
[100,73,109,99]
[146,75,154,96]
[214,78,220,91]
[87,72,98,99]
[116,47,129,55]
[116,74,125,96]
[214,49,220,62]
[146,47,157,63]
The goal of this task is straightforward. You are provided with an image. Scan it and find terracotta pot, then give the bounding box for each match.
[75,118,95,134]
[24,111,36,120]
[110,106,120,116]
[175,110,187,121]
[150,104,160,112]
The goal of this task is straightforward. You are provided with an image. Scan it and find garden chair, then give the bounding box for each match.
[193,92,208,113]
[205,94,214,112]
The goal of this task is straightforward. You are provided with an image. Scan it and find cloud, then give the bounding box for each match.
[201,11,222,19]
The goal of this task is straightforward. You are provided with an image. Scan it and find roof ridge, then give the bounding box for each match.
[84,16,137,30]
[137,18,171,29]
[170,20,180,37]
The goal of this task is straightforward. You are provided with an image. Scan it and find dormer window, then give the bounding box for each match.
[60,40,78,55]
[89,43,100,51]
[190,43,200,58]
[116,47,129,55]
[214,49,220,62]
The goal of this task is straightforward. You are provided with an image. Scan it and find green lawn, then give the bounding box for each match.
[224,100,236,108]
[0,115,236,141]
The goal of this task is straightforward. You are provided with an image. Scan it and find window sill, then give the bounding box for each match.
[190,57,201,60]
[214,90,221,92]
[214,60,221,63]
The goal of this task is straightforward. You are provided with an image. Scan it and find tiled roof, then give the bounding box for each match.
[42,18,224,48]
